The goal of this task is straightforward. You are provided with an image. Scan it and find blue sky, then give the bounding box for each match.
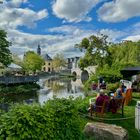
[0,0,140,58]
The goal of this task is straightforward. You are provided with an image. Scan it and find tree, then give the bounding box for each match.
[109,41,140,67]
[75,34,110,69]
[0,29,12,66]
[94,40,140,82]
[12,54,23,67]
[23,51,44,73]
[52,53,66,72]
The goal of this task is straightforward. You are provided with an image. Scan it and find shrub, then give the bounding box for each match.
[0,98,85,140]
[107,83,119,92]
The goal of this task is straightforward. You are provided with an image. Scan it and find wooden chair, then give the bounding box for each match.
[89,98,109,117]
[122,89,132,105]
[110,97,125,117]
[89,97,125,117]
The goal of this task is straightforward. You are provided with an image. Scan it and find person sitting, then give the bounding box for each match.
[91,81,97,90]
[121,83,127,93]
[95,89,110,112]
[88,89,108,113]
[115,86,123,99]
[100,80,106,89]
[109,86,123,114]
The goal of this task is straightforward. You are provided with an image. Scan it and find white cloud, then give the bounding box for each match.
[48,25,126,42]
[48,25,93,36]
[0,0,48,29]
[7,26,92,58]
[98,0,140,22]
[4,0,28,8]
[7,24,128,58]
[122,22,140,41]
[123,35,140,42]
[52,0,100,22]
[99,29,126,42]
[132,22,140,35]
[1,0,139,59]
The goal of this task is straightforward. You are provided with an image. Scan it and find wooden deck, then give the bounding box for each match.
[0,75,39,85]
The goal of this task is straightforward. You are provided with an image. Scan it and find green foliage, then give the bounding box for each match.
[0,83,40,94]
[109,41,140,67]
[97,65,123,83]
[77,36,140,83]
[0,29,12,66]
[76,34,110,69]
[78,57,93,70]
[52,53,67,72]
[23,51,44,73]
[0,98,85,140]
[106,83,119,92]
[88,40,140,84]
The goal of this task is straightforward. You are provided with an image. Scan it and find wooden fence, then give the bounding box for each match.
[0,75,39,85]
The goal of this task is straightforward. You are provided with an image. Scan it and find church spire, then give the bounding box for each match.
[37,44,41,55]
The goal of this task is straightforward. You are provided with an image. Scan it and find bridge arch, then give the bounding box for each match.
[71,66,97,80]
[81,70,89,82]
[72,71,77,77]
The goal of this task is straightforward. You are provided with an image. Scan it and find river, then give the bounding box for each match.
[38,76,85,105]
[0,76,85,107]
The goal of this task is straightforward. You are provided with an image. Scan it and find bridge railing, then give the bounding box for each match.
[0,75,39,85]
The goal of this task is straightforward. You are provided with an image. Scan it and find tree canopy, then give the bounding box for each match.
[0,29,12,66]
[109,41,140,68]
[23,51,44,73]
[94,40,140,82]
[75,34,110,69]
[52,53,66,72]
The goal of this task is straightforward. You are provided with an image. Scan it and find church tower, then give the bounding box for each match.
[37,44,41,55]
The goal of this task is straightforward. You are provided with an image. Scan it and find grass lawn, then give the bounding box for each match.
[80,92,140,140]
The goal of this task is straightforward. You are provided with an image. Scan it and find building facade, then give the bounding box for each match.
[37,45,54,73]
[42,54,53,72]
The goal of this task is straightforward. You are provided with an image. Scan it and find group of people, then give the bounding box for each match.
[90,82,126,114]
[91,77,106,91]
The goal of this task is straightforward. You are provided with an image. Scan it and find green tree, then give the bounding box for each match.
[52,53,66,71]
[109,41,140,67]
[23,51,44,73]
[95,40,140,82]
[12,54,23,67]
[75,34,110,69]
[0,29,12,66]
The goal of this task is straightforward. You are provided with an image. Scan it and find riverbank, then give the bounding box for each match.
[0,83,40,94]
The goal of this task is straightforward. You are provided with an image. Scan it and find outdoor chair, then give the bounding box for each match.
[89,97,109,117]
[89,97,125,117]
[115,97,125,117]
[122,89,132,105]
[109,97,125,117]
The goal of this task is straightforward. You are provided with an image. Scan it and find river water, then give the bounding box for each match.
[0,76,85,106]
[38,76,85,105]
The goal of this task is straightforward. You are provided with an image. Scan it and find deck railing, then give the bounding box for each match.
[0,75,39,85]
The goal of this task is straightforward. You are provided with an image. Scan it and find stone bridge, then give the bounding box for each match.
[71,66,97,81]
[67,57,97,81]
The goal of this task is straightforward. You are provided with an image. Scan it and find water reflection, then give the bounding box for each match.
[0,77,85,108]
[38,77,85,105]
